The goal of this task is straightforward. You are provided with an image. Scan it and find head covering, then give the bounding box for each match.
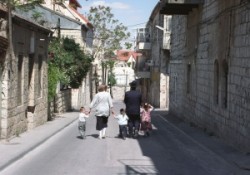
[129,81,136,87]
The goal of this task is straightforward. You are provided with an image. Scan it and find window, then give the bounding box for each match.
[173,74,177,102]
[37,55,43,97]
[214,60,219,105]
[187,64,191,94]
[17,55,23,105]
[221,60,228,108]
[28,54,35,86]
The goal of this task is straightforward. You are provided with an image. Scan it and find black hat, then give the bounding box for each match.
[129,81,136,87]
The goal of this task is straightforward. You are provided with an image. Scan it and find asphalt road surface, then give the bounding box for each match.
[1,101,247,175]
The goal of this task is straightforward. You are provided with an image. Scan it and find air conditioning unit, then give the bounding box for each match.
[146,60,154,66]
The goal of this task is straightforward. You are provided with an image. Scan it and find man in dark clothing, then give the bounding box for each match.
[124,80,142,138]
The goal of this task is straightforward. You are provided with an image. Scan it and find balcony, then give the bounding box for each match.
[136,71,150,79]
[136,28,151,50]
[160,0,204,15]
[138,42,151,50]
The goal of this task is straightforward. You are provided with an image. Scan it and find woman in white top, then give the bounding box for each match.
[89,85,114,139]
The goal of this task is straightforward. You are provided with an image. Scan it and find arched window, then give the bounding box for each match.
[187,64,191,94]
[214,60,219,105]
[221,60,228,108]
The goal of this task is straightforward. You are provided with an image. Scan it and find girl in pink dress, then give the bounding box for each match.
[140,103,154,136]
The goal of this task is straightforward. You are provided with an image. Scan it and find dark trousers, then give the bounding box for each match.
[127,114,140,136]
[119,124,127,138]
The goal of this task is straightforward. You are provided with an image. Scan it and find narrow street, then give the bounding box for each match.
[0,101,248,175]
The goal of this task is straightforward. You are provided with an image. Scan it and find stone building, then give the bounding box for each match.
[135,2,171,108]
[26,0,94,111]
[0,5,51,139]
[160,0,250,152]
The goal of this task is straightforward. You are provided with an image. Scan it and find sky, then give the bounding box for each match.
[79,0,159,43]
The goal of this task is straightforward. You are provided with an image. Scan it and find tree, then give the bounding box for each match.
[87,5,131,84]
[48,38,93,101]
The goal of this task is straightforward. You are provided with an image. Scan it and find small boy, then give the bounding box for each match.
[114,108,129,140]
[78,107,89,139]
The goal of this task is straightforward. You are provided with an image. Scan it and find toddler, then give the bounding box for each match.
[140,103,154,136]
[114,108,129,140]
[78,107,89,139]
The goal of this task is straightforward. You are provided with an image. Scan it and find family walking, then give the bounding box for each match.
[78,81,154,140]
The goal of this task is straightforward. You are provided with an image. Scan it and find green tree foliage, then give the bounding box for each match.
[87,5,131,84]
[47,62,61,102]
[48,38,93,101]
[62,38,93,88]
[106,60,116,86]
[87,5,131,59]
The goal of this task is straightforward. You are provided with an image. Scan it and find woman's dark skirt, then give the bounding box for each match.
[96,116,109,130]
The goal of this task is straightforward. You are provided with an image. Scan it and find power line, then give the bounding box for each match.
[125,22,147,28]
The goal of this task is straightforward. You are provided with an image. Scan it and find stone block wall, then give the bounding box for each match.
[169,0,250,152]
[0,19,49,139]
[54,89,72,114]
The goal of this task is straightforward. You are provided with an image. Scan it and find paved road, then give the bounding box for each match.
[1,101,247,175]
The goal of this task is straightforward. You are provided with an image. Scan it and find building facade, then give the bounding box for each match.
[160,0,250,152]
[135,2,171,108]
[0,4,51,139]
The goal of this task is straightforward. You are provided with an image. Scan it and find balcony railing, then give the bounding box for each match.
[137,42,151,50]
[136,71,150,79]
[160,0,204,15]
[136,33,150,43]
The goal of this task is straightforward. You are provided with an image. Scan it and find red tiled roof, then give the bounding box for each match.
[68,5,93,29]
[116,50,141,61]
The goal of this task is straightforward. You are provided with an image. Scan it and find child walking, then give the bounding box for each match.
[114,108,129,140]
[78,107,89,139]
[140,103,154,136]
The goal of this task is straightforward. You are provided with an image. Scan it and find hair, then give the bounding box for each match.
[120,108,125,113]
[130,86,136,90]
[143,103,150,111]
[80,107,84,112]
[98,84,107,92]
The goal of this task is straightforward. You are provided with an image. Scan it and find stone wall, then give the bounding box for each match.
[54,89,72,114]
[169,0,250,152]
[0,19,49,139]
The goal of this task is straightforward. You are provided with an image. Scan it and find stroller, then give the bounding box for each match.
[78,121,86,139]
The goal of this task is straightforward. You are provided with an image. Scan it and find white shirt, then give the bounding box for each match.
[115,114,129,125]
[79,113,89,122]
[89,91,113,117]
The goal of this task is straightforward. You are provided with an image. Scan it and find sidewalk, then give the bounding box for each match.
[154,110,250,171]
[0,112,78,172]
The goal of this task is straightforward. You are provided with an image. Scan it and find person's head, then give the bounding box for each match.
[143,103,149,111]
[98,84,107,92]
[120,108,125,115]
[80,107,85,112]
[129,80,136,90]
